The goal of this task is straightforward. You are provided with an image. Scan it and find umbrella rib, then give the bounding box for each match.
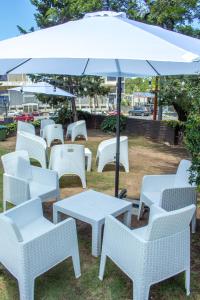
[6,58,32,74]
[82,58,90,75]
[146,60,160,76]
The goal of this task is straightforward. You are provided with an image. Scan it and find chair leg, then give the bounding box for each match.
[191,214,196,233]
[18,277,34,300]
[133,281,150,300]
[80,177,86,189]
[99,252,107,280]
[137,201,143,220]
[72,248,81,279]
[185,268,190,296]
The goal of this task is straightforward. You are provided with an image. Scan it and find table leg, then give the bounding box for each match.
[87,153,92,171]
[92,222,103,257]
[53,207,61,224]
[123,209,132,228]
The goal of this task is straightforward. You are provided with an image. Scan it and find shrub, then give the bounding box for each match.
[162,120,184,129]
[56,105,73,125]
[5,123,17,136]
[32,120,41,128]
[77,110,91,120]
[184,113,200,186]
[101,115,127,133]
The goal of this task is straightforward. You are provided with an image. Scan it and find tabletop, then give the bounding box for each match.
[54,189,132,222]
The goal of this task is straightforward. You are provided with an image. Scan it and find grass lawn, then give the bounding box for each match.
[0,129,199,300]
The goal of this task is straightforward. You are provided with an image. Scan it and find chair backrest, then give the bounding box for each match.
[1,150,29,176]
[76,120,85,126]
[145,204,195,241]
[174,159,193,187]
[16,132,47,168]
[49,144,85,177]
[17,120,35,135]
[98,136,128,152]
[44,123,63,135]
[41,118,55,130]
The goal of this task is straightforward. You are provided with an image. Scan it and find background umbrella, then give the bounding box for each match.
[1,11,200,196]
[8,81,75,97]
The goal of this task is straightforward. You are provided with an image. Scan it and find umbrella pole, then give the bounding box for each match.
[115,77,122,197]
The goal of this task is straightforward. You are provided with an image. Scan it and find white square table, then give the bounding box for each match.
[53,190,132,257]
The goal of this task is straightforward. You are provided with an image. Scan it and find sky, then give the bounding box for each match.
[0,0,37,41]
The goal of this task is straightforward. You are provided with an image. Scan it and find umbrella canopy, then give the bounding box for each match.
[0,11,200,76]
[1,10,200,197]
[8,81,75,97]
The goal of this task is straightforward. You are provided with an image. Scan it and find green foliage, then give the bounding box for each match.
[144,0,200,30]
[101,115,127,133]
[5,123,17,136]
[77,110,91,120]
[162,120,184,129]
[159,76,200,121]
[54,103,73,125]
[55,104,91,125]
[32,120,41,128]
[185,112,200,186]
[125,78,151,94]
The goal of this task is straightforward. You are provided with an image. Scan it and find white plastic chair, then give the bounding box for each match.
[66,120,88,142]
[1,150,60,211]
[49,144,86,188]
[40,118,55,137]
[99,204,195,300]
[43,123,64,147]
[16,131,47,168]
[138,159,197,232]
[0,198,81,300]
[17,120,35,135]
[96,136,129,173]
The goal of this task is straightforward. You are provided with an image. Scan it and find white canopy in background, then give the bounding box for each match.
[0,11,200,76]
[8,81,75,97]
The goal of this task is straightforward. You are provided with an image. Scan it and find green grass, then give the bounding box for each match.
[0,131,199,300]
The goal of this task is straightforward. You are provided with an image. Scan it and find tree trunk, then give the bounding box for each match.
[71,98,78,122]
[172,102,188,121]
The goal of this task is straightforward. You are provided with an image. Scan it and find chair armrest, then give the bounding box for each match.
[21,218,79,277]
[5,198,43,229]
[3,173,30,205]
[149,204,165,223]
[141,174,176,193]
[102,215,144,256]
[31,166,59,186]
[161,186,197,211]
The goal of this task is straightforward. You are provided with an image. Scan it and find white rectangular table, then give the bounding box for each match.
[53,190,132,257]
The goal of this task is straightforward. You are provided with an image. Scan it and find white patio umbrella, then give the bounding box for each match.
[1,10,200,196]
[8,81,75,97]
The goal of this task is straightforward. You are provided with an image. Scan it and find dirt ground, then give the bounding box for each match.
[0,129,199,300]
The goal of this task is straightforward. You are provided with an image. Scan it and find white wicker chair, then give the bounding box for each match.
[16,131,47,168]
[0,198,81,300]
[66,120,88,142]
[1,150,60,211]
[17,120,35,135]
[43,123,64,147]
[40,118,55,137]
[96,136,129,173]
[99,204,195,300]
[138,159,197,232]
[49,144,86,188]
